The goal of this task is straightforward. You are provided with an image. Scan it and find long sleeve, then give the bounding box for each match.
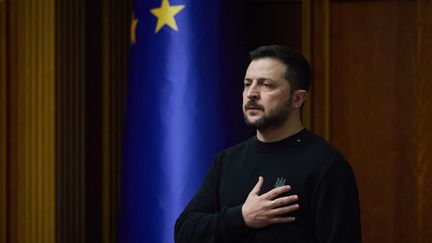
[174,157,250,243]
[312,159,362,243]
[176,130,362,242]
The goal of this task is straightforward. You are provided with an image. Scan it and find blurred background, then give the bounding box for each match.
[1,0,432,242]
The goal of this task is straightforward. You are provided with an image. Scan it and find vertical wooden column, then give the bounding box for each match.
[54,1,86,241]
[55,0,104,241]
[55,0,106,242]
[0,0,7,242]
[101,1,112,236]
[301,0,312,129]
[7,0,56,242]
[310,0,330,140]
[416,1,432,241]
[101,0,131,242]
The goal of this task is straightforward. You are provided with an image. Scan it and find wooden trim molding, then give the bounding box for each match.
[101,0,131,242]
[301,0,312,129]
[311,0,330,140]
[0,1,7,242]
[415,1,432,241]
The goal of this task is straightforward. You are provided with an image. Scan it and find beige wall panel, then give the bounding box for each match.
[9,0,56,242]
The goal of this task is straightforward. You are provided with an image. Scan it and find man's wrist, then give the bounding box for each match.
[223,205,251,237]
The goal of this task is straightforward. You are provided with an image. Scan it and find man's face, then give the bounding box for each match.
[242,58,293,130]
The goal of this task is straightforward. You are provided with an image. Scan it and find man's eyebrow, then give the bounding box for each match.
[244,77,276,82]
[256,77,276,83]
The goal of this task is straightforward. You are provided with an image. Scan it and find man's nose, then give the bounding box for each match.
[247,83,260,100]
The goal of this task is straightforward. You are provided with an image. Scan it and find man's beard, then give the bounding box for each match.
[243,96,292,131]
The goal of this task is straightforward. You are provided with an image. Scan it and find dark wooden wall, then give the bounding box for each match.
[312,0,432,242]
[1,0,131,242]
[55,0,131,242]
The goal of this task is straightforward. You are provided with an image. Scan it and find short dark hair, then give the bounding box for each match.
[249,45,311,92]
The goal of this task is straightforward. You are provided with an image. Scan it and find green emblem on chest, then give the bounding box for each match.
[274,177,286,188]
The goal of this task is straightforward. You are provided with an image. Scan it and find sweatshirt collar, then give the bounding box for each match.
[251,128,310,152]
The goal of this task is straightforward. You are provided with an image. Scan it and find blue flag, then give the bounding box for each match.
[119,0,249,242]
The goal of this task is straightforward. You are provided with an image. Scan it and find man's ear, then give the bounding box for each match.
[292,90,308,109]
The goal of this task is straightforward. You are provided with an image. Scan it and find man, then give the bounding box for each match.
[175,45,361,242]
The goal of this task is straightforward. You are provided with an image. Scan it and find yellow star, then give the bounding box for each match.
[150,0,185,33]
[130,13,139,45]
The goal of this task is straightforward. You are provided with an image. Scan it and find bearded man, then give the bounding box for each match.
[175,45,361,243]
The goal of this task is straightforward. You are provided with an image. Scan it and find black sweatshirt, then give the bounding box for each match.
[175,129,361,243]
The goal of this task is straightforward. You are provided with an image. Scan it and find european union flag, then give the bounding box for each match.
[119,0,248,242]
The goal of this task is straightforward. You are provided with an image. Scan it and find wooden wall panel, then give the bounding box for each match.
[415,1,432,241]
[246,1,302,51]
[55,1,86,242]
[55,0,104,242]
[101,0,131,242]
[7,0,56,242]
[327,1,432,242]
[3,0,130,242]
[311,0,330,139]
[0,1,6,242]
[55,0,129,242]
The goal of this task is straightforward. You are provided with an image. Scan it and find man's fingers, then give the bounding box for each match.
[262,185,292,199]
[269,203,300,216]
[266,194,299,210]
[273,194,299,206]
[249,176,264,196]
[269,216,296,224]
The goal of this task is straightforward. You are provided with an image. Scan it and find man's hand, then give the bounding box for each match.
[242,176,299,228]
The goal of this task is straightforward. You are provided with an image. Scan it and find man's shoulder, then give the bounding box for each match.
[219,137,254,156]
[298,131,357,185]
[303,130,346,161]
[211,137,257,165]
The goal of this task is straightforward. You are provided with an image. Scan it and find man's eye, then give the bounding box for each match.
[244,82,251,87]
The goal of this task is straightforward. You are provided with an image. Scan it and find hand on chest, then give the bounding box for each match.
[218,162,303,207]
